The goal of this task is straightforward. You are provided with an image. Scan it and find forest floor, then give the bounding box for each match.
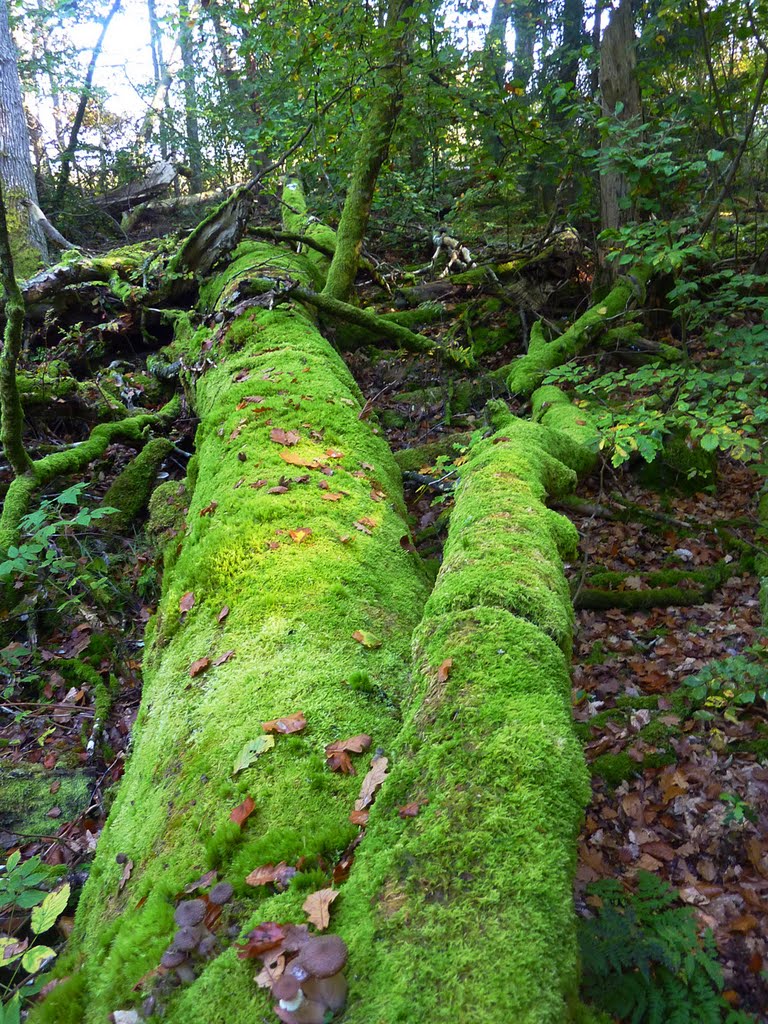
[1,255,767,1020]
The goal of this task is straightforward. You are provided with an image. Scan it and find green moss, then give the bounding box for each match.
[638,433,716,492]
[0,766,91,837]
[590,752,639,785]
[147,480,188,540]
[27,972,88,1024]
[102,438,174,531]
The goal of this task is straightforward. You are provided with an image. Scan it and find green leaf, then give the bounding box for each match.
[0,993,21,1024]
[5,851,20,872]
[21,944,55,973]
[15,889,46,909]
[233,735,275,774]
[31,884,70,935]
[0,936,27,965]
[700,433,719,451]
[706,148,725,162]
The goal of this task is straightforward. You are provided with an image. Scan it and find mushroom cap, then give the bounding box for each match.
[208,882,233,905]
[174,899,206,927]
[172,926,203,952]
[293,935,348,979]
[160,948,186,969]
[271,973,301,1002]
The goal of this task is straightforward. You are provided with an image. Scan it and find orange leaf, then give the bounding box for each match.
[262,711,307,734]
[325,449,344,459]
[437,658,452,682]
[230,796,256,827]
[279,450,323,468]
[321,492,345,501]
[326,750,355,774]
[349,810,369,826]
[289,528,313,543]
[302,888,338,930]
[189,657,210,677]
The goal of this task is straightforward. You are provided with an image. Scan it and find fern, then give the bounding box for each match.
[579,871,755,1024]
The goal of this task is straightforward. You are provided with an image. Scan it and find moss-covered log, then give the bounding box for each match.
[334,404,600,1023]
[102,437,174,531]
[503,267,651,397]
[30,194,430,1024]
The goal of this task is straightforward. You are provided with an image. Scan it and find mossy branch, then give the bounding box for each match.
[503,266,651,396]
[0,175,33,477]
[0,398,179,552]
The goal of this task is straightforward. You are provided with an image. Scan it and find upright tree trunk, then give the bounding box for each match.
[512,0,537,88]
[321,0,413,302]
[598,0,641,238]
[179,0,203,193]
[147,0,170,158]
[0,0,47,277]
[53,0,122,210]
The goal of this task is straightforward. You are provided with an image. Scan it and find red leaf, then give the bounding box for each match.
[236,922,285,960]
[189,657,211,678]
[230,796,256,826]
[262,711,307,734]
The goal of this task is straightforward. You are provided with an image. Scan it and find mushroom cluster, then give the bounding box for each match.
[271,934,348,1024]
[160,883,233,984]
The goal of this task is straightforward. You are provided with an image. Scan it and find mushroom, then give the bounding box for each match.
[174,899,206,927]
[208,882,233,905]
[271,935,349,1021]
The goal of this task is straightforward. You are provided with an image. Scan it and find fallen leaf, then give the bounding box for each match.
[217,606,230,623]
[270,428,300,446]
[302,888,338,930]
[279,450,323,468]
[398,802,424,818]
[255,954,285,989]
[349,810,369,826]
[352,630,381,649]
[322,492,345,501]
[245,862,297,889]
[118,859,133,891]
[184,869,218,893]
[326,750,355,774]
[189,657,211,678]
[326,734,371,755]
[213,650,235,667]
[262,711,307,734]
[437,658,453,683]
[230,796,256,827]
[355,756,389,810]
[325,449,344,459]
[267,485,290,494]
[179,592,195,615]
[233,736,275,774]
[289,528,313,543]
[236,922,285,960]
[199,501,218,517]
[729,913,759,933]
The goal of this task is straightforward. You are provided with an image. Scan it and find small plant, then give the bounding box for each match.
[682,652,768,723]
[0,853,70,1020]
[579,871,754,1023]
[719,793,757,827]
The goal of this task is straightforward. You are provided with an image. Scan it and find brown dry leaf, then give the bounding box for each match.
[179,592,195,615]
[236,923,286,960]
[245,862,297,889]
[199,501,218,517]
[398,802,423,818]
[355,756,389,811]
[437,658,453,683]
[325,449,344,459]
[322,492,345,501]
[217,605,230,623]
[213,650,235,666]
[289,528,313,543]
[279,450,323,468]
[255,954,285,989]
[118,859,133,892]
[230,796,256,827]
[353,520,372,535]
[349,810,369,826]
[729,913,759,933]
[302,888,338,931]
[262,711,307,734]
[326,750,355,774]
[270,428,300,446]
[238,395,266,406]
[189,657,211,678]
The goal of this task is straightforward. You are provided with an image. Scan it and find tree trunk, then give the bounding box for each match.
[179,0,203,193]
[0,0,47,276]
[598,0,641,238]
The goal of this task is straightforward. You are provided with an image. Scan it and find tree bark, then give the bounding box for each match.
[0,0,47,276]
[179,0,203,192]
